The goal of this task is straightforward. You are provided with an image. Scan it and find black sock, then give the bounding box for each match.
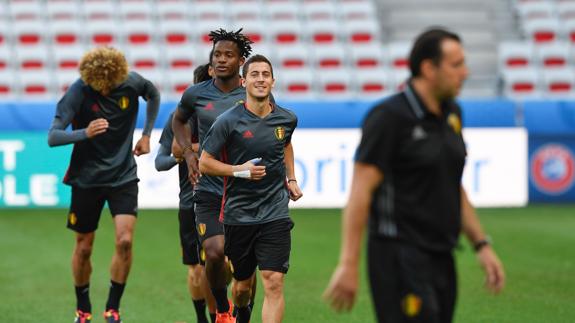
[75,284,91,313]
[235,305,252,323]
[209,313,216,323]
[248,300,254,312]
[193,299,209,323]
[210,287,229,313]
[105,280,126,311]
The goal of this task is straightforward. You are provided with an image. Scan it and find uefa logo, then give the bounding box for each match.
[531,144,575,194]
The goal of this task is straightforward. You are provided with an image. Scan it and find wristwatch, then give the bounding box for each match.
[473,236,491,252]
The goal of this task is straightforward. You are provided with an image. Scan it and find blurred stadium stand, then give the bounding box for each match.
[0,0,574,100]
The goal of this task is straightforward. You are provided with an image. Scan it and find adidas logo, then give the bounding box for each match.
[243,130,254,138]
[204,102,214,110]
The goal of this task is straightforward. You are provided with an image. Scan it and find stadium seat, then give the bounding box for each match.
[541,69,575,97]
[498,41,535,69]
[516,1,556,21]
[0,71,16,100]
[55,70,78,95]
[49,20,83,46]
[52,45,84,71]
[349,44,386,69]
[275,45,311,69]
[267,21,303,45]
[46,0,81,21]
[311,44,347,69]
[523,18,561,43]
[250,43,274,60]
[501,68,540,98]
[86,21,119,46]
[390,68,410,91]
[193,2,226,21]
[535,42,570,68]
[561,20,575,43]
[317,69,352,98]
[15,45,49,70]
[229,3,264,21]
[343,20,380,44]
[265,2,300,21]
[302,2,337,21]
[137,69,165,92]
[0,47,12,71]
[156,0,190,20]
[355,69,391,98]
[276,69,315,98]
[558,2,575,21]
[82,0,116,21]
[159,20,192,45]
[121,20,156,46]
[17,71,54,99]
[388,41,411,69]
[339,1,376,21]
[305,20,340,44]
[12,21,46,46]
[127,46,162,70]
[8,0,45,21]
[165,45,198,70]
[118,1,154,21]
[0,21,9,47]
[166,70,194,99]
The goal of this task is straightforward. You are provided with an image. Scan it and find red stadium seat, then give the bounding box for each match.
[355,69,391,98]
[86,21,119,46]
[524,19,561,43]
[52,46,84,70]
[278,69,314,98]
[542,69,575,97]
[276,45,310,69]
[311,45,346,69]
[498,41,535,69]
[388,42,411,69]
[159,21,192,45]
[265,2,300,21]
[536,42,570,68]
[305,20,340,44]
[502,68,540,98]
[318,69,351,98]
[127,46,161,70]
[350,44,386,69]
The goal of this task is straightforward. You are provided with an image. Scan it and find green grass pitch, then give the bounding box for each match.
[1,205,574,322]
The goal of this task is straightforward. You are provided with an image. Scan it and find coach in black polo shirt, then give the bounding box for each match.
[324,28,505,323]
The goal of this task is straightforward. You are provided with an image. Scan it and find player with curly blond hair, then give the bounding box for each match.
[48,47,160,323]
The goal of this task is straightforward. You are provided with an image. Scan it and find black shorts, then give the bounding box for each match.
[367,238,457,323]
[194,191,224,244]
[179,207,204,266]
[224,218,294,281]
[67,181,138,234]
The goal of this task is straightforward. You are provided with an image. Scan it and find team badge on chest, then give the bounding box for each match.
[447,113,461,134]
[274,126,285,140]
[118,96,130,110]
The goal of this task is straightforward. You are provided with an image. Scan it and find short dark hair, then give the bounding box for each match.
[409,28,461,77]
[209,28,253,59]
[193,63,211,84]
[242,54,274,78]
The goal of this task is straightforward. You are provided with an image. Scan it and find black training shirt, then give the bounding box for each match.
[356,83,467,253]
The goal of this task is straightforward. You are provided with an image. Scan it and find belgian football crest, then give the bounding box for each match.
[118,96,130,110]
[274,127,285,140]
[69,212,77,225]
[447,113,461,134]
[198,223,206,236]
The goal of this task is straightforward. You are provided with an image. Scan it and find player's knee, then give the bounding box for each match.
[189,265,204,286]
[233,280,252,306]
[115,236,133,255]
[75,234,94,259]
[204,245,224,263]
[261,271,284,296]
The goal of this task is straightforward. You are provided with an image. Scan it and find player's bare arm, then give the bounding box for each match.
[284,142,302,201]
[461,186,505,293]
[172,109,200,184]
[199,151,266,181]
[324,162,383,312]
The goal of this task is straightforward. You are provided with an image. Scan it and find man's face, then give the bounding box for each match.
[211,40,244,80]
[433,39,469,99]
[242,61,274,100]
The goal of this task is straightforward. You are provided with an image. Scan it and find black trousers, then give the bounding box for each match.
[368,238,457,323]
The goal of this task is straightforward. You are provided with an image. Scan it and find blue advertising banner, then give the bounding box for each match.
[0,133,71,208]
[529,135,575,202]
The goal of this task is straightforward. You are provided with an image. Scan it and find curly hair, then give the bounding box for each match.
[79,47,129,96]
[209,28,254,58]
